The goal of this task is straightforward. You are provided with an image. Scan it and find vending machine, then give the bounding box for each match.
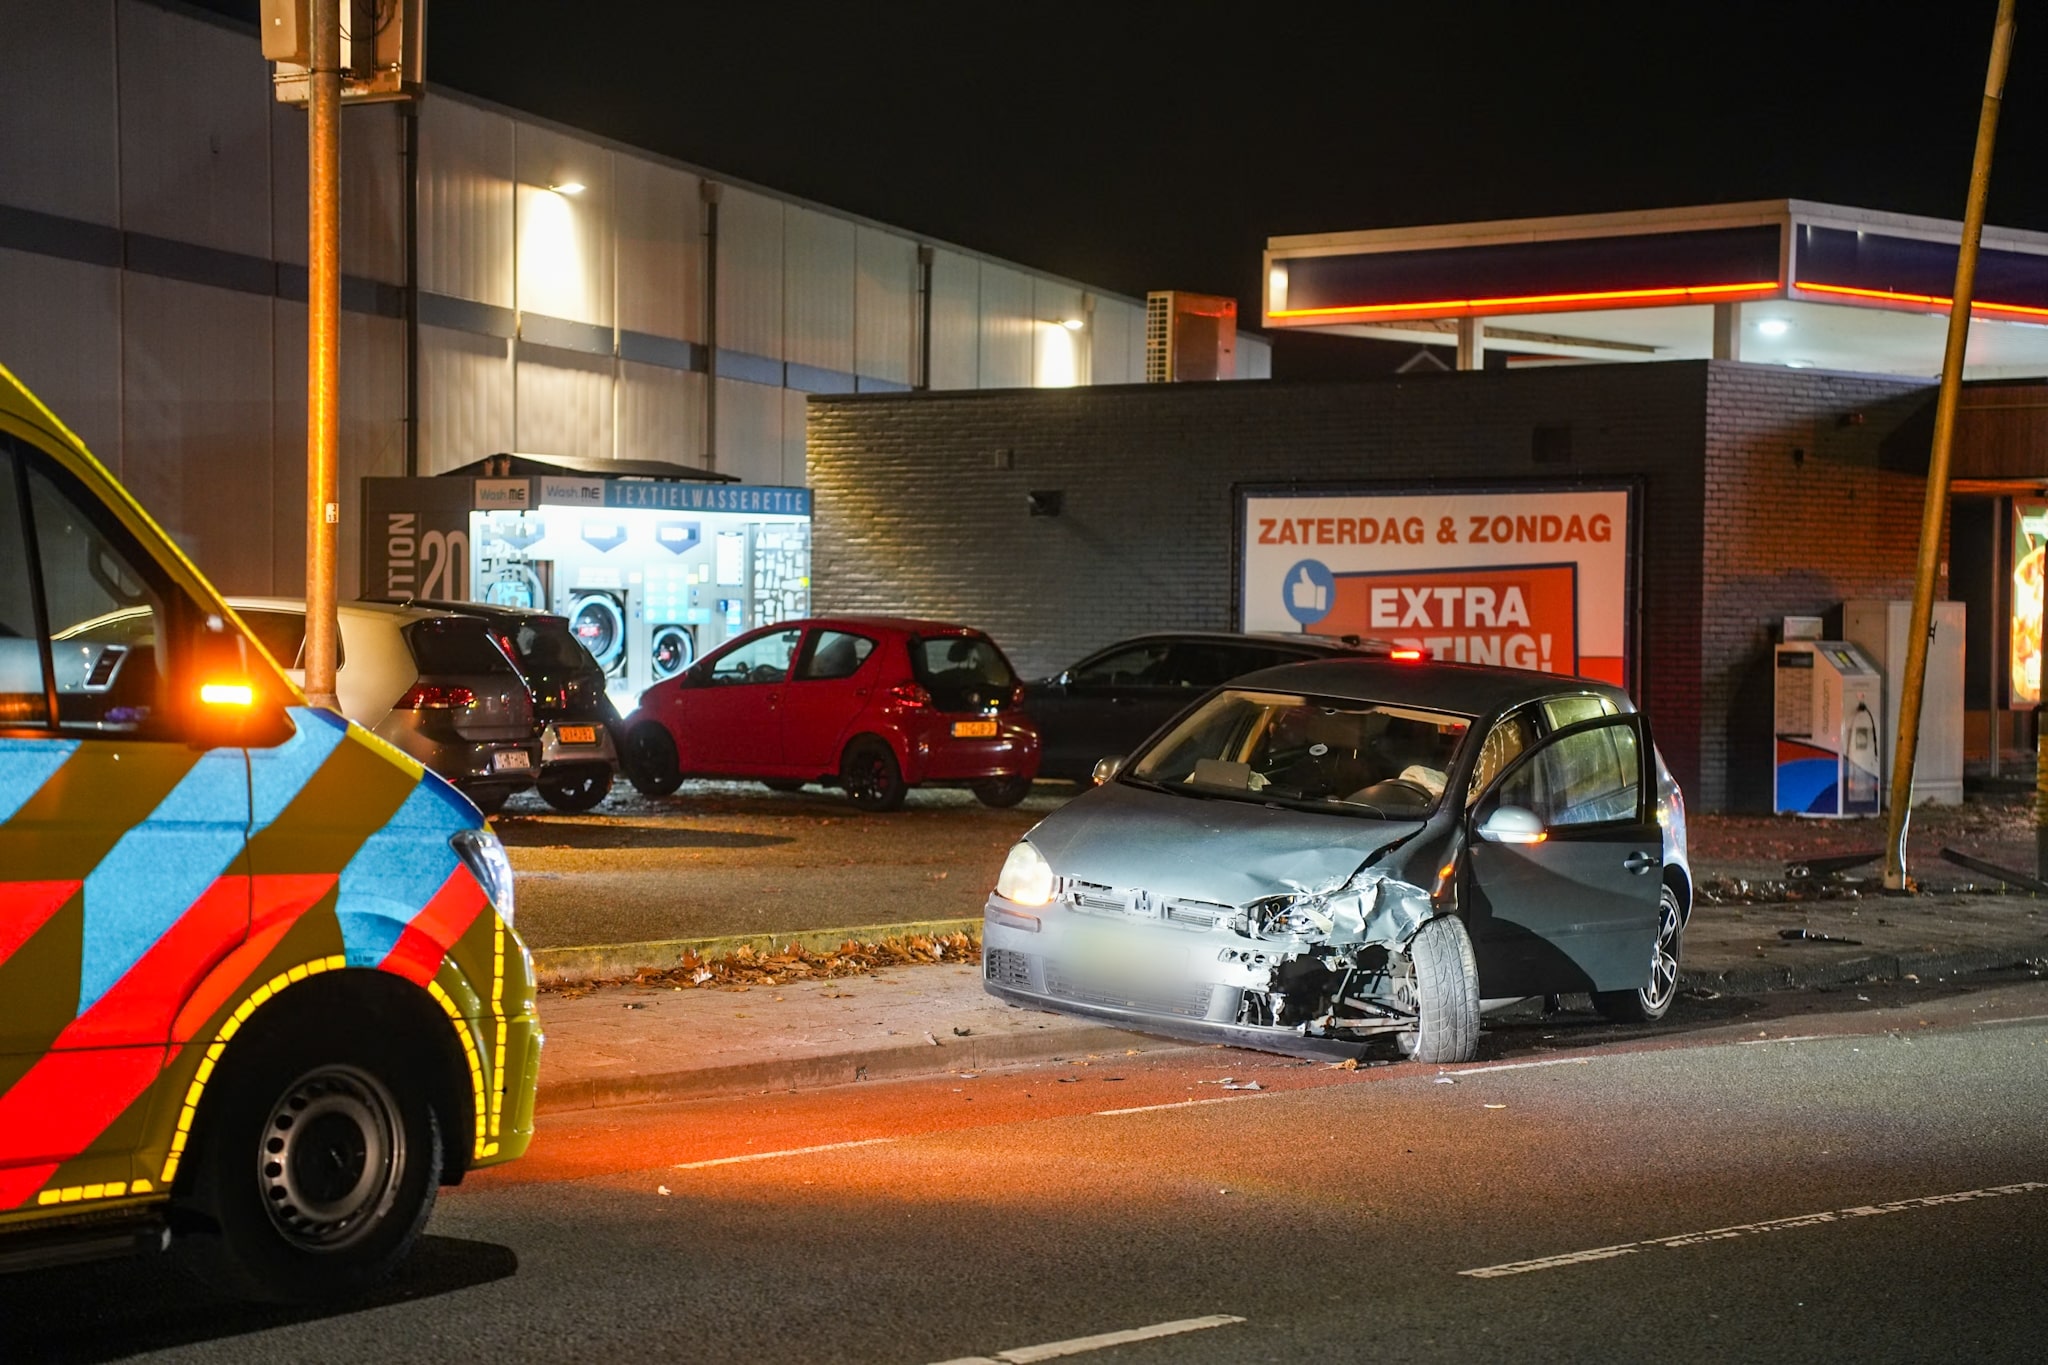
[1774,640,1883,816]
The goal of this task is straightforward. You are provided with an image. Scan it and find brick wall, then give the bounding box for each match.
[808,362,1719,796]
[1701,363,1935,810]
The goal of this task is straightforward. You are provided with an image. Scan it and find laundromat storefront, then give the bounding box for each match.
[362,459,812,706]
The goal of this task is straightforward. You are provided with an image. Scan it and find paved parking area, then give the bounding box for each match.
[495,780,1068,949]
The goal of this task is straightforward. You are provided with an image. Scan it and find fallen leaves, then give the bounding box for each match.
[544,932,981,997]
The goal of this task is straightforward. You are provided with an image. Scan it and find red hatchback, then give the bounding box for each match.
[619,617,1041,810]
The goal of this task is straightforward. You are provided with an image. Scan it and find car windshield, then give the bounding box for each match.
[1125,688,1471,817]
[493,617,600,683]
[912,633,1014,711]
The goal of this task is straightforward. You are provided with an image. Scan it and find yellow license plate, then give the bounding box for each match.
[557,725,597,745]
[951,719,997,738]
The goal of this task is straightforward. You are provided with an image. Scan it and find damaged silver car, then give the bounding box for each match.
[982,659,1690,1063]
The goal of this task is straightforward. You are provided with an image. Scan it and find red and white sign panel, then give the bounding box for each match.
[1240,487,1632,687]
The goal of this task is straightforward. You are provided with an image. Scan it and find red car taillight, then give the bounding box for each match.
[397,683,476,709]
[885,681,931,709]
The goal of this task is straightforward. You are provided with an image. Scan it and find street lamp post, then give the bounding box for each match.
[302,0,342,711]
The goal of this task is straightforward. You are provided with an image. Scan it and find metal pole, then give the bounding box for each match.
[1885,0,2018,889]
[303,0,343,711]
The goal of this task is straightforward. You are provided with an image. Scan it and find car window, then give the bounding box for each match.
[1542,694,1616,730]
[494,617,597,682]
[26,453,171,735]
[1496,720,1642,827]
[0,445,49,726]
[1128,687,1469,818]
[404,616,519,676]
[235,608,348,671]
[708,628,803,686]
[797,629,875,681]
[913,634,1015,707]
[1071,641,1169,687]
[1162,641,1273,689]
[1466,709,1540,806]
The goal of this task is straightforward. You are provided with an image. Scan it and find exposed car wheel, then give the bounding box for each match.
[761,779,806,793]
[176,1027,441,1303]
[623,722,684,797]
[840,737,907,812]
[1397,914,1481,1064]
[972,775,1033,808]
[538,765,613,812]
[1594,883,1684,1024]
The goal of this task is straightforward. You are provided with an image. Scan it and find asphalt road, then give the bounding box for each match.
[10,976,2048,1364]
[493,781,1064,948]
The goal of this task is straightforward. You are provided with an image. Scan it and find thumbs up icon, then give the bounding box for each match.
[1290,565,1327,613]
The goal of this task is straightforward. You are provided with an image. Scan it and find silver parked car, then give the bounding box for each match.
[983,657,1690,1063]
[229,598,544,814]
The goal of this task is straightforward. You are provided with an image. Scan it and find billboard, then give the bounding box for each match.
[2012,502,2047,707]
[1240,486,1634,686]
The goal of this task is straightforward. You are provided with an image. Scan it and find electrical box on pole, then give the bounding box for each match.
[266,0,424,104]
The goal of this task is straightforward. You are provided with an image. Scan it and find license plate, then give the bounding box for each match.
[492,750,532,771]
[557,725,597,745]
[951,719,997,738]
[1066,927,1185,979]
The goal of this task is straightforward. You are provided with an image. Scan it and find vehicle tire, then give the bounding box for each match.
[1594,883,1684,1024]
[840,737,907,812]
[538,765,613,812]
[761,779,806,793]
[972,775,1033,808]
[622,722,683,797]
[1397,914,1481,1064]
[175,1024,442,1303]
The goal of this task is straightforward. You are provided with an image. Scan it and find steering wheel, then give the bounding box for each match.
[1348,778,1435,808]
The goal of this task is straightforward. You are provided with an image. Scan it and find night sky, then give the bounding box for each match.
[191,1,2039,370]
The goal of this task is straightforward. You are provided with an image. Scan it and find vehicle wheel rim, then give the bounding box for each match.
[258,1064,403,1252]
[1643,891,1681,1013]
[848,753,888,801]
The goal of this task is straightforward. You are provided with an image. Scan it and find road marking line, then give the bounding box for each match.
[1093,1095,1268,1117]
[1458,1180,2048,1279]
[1443,1057,1593,1075]
[1972,1012,2048,1028]
[1737,1034,1827,1045]
[931,1314,1248,1364]
[672,1137,896,1170]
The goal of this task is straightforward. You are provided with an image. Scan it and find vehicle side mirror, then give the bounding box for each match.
[186,622,294,750]
[1055,671,1072,688]
[1477,804,1546,845]
[1090,755,1123,786]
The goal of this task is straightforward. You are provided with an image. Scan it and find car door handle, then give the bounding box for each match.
[1623,851,1662,874]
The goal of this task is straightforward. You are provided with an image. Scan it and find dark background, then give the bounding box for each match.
[185,1,2040,373]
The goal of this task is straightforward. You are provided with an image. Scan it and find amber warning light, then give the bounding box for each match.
[200,682,254,706]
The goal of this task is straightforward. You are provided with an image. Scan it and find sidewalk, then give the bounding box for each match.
[530,887,2048,1114]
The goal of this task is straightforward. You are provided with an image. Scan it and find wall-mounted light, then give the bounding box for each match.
[1026,490,1064,517]
[550,180,586,196]
[1756,318,1790,337]
[1059,317,1085,331]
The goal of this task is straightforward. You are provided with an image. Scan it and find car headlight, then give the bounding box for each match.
[451,826,517,926]
[995,840,1055,907]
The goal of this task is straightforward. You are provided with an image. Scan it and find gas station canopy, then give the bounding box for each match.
[1263,200,2048,379]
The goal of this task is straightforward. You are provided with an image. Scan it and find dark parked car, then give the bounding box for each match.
[985,656,1689,1063]
[1027,631,1391,781]
[418,601,622,812]
[619,616,1039,811]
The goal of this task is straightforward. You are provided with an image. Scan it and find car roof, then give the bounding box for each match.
[402,599,572,627]
[1231,656,1634,718]
[1081,630,1390,654]
[227,595,444,624]
[786,615,989,636]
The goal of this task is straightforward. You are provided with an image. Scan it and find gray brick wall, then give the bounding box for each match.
[806,360,1938,811]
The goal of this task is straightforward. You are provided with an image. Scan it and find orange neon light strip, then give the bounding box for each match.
[1794,280,2048,322]
[1268,279,1780,320]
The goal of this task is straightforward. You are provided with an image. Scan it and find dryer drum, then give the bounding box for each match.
[651,623,696,679]
[569,593,627,674]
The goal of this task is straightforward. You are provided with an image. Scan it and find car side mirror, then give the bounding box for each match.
[1477,804,1547,845]
[1090,755,1123,786]
[186,622,294,750]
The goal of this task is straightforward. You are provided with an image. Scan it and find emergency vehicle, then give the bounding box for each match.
[0,363,540,1301]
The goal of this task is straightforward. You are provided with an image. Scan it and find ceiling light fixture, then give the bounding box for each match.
[1756,318,1790,337]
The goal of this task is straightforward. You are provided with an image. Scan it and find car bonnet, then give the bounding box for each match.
[1024,778,1423,906]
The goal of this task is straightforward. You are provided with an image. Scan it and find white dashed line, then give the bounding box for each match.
[1441,1057,1594,1075]
[1737,1034,1828,1045]
[1093,1095,1268,1117]
[671,1137,896,1170]
[1458,1181,2048,1279]
[931,1314,1247,1364]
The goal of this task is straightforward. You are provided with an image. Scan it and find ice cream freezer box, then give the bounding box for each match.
[361,461,811,708]
[1774,640,1883,817]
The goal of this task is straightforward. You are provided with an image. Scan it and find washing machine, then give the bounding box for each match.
[567,590,629,679]
[649,622,696,681]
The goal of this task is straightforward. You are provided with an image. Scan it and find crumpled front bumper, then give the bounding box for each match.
[981,895,1401,1060]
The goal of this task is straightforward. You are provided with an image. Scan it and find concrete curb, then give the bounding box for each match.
[530,918,984,985]
[1680,941,2048,995]
[534,1021,1156,1114]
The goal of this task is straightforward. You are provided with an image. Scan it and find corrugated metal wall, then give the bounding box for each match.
[0,0,1222,603]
